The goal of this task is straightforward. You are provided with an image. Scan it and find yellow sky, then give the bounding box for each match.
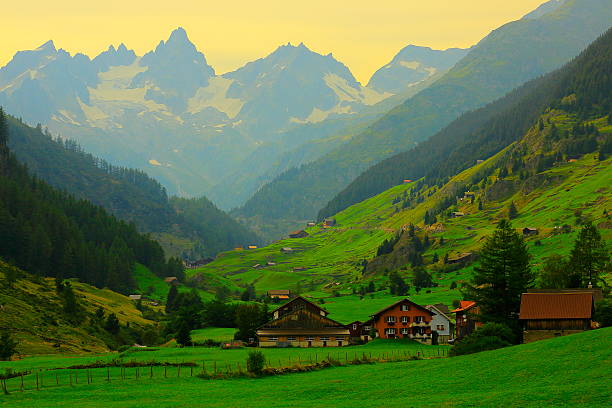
[1,1,546,84]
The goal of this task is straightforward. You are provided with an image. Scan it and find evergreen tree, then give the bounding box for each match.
[432,253,439,263]
[61,282,84,324]
[0,108,8,175]
[443,253,449,264]
[389,271,409,296]
[464,219,534,339]
[413,267,434,291]
[568,223,609,287]
[235,304,267,342]
[507,202,518,219]
[538,254,571,288]
[0,332,17,360]
[175,322,192,347]
[165,285,178,313]
[104,313,121,335]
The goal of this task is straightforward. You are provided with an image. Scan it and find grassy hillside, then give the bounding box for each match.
[2,326,609,407]
[0,260,154,355]
[189,109,611,321]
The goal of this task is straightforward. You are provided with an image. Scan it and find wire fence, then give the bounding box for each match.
[0,347,449,394]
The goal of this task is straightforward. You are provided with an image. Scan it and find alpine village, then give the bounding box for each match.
[0,1,611,407]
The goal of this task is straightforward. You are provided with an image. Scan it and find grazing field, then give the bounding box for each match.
[2,328,609,407]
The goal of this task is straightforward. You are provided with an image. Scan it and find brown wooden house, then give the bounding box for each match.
[257,296,350,347]
[347,320,374,343]
[519,292,594,343]
[289,230,309,239]
[370,299,435,344]
[451,300,482,340]
[267,290,291,300]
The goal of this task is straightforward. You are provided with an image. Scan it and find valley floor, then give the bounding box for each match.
[1,328,609,407]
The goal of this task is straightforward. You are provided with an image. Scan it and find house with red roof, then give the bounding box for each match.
[451,300,482,340]
[519,292,595,343]
[370,299,435,344]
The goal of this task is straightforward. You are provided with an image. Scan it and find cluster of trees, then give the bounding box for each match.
[164,287,270,347]
[455,219,609,355]
[0,108,183,293]
[318,28,612,222]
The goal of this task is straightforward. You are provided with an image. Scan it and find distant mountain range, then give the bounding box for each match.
[0,29,463,208]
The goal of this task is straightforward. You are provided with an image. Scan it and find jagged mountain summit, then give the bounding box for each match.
[367,45,469,94]
[0,28,423,203]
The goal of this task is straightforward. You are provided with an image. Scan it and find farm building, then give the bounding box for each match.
[252,264,263,269]
[450,211,465,218]
[164,277,179,285]
[347,320,374,343]
[280,247,294,253]
[184,258,214,268]
[247,245,258,249]
[522,227,538,236]
[289,230,309,239]
[446,252,475,264]
[403,179,412,184]
[257,296,350,347]
[267,290,291,300]
[306,221,316,227]
[425,304,454,344]
[128,294,142,301]
[519,292,595,343]
[451,301,482,340]
[370,299,435,344]
[323,218,336,227]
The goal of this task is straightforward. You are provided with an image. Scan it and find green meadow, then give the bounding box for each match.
[1,327,609,407]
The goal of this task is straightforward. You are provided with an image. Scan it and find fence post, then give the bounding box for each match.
[69,372,72,387]
[36,372,39,391]
[75,370,78,384]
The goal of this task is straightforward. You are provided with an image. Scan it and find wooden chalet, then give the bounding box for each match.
[347,320,374,343]
[267,290,291,300]
[425,304,453,344]
[164,276,179,285]
[519,292,595,343]
[522,227,538,236]
[289,230,309,239]
[447,252,475,265]
[323,218,336,227]
[451,301,481,340]
[370,299,435,344]
[257,296,350,347]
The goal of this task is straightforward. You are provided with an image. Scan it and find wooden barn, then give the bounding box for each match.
[370,299,435,344]
[451,300,482,340]
[522,227,538,236]
[267,290,291,300]
[289,230,309,239]
[519,292,595,343]
[257,296,350,347]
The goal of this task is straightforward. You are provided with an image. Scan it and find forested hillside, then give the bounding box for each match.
[237,0,612,240]
[0,109,183,293]
[320,27,612,219]
[6,116,261,258]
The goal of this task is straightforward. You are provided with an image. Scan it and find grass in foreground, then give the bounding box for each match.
[1,328,609,407]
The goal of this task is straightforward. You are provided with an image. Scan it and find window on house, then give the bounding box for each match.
[386,316,396,323]
[401,316,409,323]
[335,336,345,341]
[287,336,297,341]
[364,326,371,331]
[352,324,358,330]
[385,328,396,335]
[436,325,445,331]
[401,328,409,334]
[268,337,278,341]
[305,336,314,341]
[415,316,424,323]
[320,336,330,341]
[400,304,410,311]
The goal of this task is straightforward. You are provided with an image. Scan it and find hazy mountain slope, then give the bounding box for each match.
[367,45,469,94]
[237,0,612,238]
[5,115,261,258]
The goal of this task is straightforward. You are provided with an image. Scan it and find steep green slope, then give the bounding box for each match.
[0,260,155,355]
[237,0,612,240]
[3,325,610,407]
[6,116,261,257]
[320,25,612,220]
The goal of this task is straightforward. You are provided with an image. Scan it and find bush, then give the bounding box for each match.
[594,299,612,327]
[450,323,513,356]
[246,350,265,375]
